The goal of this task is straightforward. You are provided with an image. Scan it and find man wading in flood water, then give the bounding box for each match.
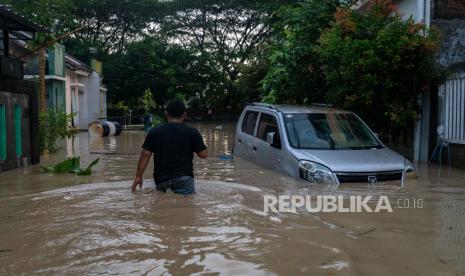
[132,100,208,194]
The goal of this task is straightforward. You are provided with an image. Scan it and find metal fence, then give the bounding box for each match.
[442,73,465,144]
[98,115,145,126]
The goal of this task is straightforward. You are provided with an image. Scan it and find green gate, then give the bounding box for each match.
[0,104,6,160]
[14,104,22,157]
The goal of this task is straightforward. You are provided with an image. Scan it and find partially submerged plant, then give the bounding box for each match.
[39,111,74,153]
[42,156,100,175]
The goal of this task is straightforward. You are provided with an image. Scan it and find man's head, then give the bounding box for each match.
[166,100,187,121]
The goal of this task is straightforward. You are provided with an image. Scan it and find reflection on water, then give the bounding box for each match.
[1,122,465,275]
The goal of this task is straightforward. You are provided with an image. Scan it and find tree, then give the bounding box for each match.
[104,37,218,109]
[235,50,269,105]
[261,0,342,104]
[140,88,154,113]
[318,0,446,128]
[159,0,287,107]
[56,0,163,55]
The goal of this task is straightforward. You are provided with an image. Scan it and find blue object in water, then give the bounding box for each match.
[218,154,233,160]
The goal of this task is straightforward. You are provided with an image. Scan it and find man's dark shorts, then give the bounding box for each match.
[156,176,195,195]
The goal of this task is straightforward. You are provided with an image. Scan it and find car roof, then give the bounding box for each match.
[248,103,350,114]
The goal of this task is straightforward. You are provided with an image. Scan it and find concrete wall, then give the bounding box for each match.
[433,0,465,68]
[393,0,431,25]
[78,72,103,130]
[65,68,73,116]
[434,0,465,19]
[395,0,419,20]
[47,44,65,77]
[433,19,465,68]
[432,2,465,169]
[0,79,39,172]
[46,80,66,112]
[100,89,107,119]
[448,143,465,168]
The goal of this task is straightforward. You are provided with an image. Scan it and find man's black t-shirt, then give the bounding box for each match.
[142,122,207,184]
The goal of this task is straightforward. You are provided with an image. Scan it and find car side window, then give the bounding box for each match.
[241,111,259,135]
[256,113,279,141]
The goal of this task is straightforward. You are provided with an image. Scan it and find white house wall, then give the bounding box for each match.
[396,0,418,20]
[65,69,73,117]
[392,0,432,162]
[394,0,430,26]
[79,72,102,130]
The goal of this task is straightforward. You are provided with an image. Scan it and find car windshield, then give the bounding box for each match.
[283,113,382,150]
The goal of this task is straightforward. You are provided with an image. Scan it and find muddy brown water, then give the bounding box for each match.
[1,122,465,275]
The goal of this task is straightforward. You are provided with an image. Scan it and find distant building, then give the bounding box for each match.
[77,59,108,130]
[1,7,108,170]
[0,5,46,172]
[20,34,108,130]
[65,54,92,128]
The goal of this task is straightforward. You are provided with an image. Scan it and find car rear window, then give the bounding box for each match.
[241,111,258,135]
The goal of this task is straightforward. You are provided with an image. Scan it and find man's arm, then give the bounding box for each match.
[196,149,208,159]
[192,128,208,159]
[132,149,153,192]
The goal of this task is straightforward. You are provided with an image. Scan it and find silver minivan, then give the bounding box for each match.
[233,103,416,186]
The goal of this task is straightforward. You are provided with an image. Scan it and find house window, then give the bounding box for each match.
[0,104,6,160]
[14,104,22,157]
[443,74,465,144]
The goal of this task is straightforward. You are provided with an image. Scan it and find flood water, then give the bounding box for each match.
[1,122,465,275]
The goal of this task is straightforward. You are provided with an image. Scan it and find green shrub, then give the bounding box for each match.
[317,0,447,128]
[39,111,73,153]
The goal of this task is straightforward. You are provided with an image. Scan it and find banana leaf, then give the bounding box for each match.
[41,156,80,173]
[76,158,100,176]
[41,156,99,175]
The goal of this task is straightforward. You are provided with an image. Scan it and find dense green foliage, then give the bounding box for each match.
[104,38,194,107]
[262,0,340,104]
[38,111,73,153]
[318,2,446,128]
[4,0,446,129]
[262,0,446,128]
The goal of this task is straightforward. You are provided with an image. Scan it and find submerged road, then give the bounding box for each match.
[0,122,464,275]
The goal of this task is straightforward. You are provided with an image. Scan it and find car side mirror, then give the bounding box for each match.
[266,132,281,149]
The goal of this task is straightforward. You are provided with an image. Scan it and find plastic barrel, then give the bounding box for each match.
[107,121,116,136]
[88,121,122,137]
[113,122,122,136]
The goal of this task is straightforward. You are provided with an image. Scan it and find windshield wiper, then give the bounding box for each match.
[326,135,336,150]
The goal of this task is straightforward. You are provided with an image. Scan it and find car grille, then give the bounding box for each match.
[335,171,403,183]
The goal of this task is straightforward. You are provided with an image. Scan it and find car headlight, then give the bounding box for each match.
[298,160,338,185]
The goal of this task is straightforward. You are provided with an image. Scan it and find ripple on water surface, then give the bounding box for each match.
[1,123,465,275]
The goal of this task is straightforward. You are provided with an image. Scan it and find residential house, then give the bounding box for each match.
[0,5,46,172]
[65,54,91,128]
[76,59,108,131]
[357,0,465,168]
[20,33,108,130]
[433,0,465,167]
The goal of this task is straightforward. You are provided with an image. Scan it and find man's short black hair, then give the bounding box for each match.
[166,100,186,118]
